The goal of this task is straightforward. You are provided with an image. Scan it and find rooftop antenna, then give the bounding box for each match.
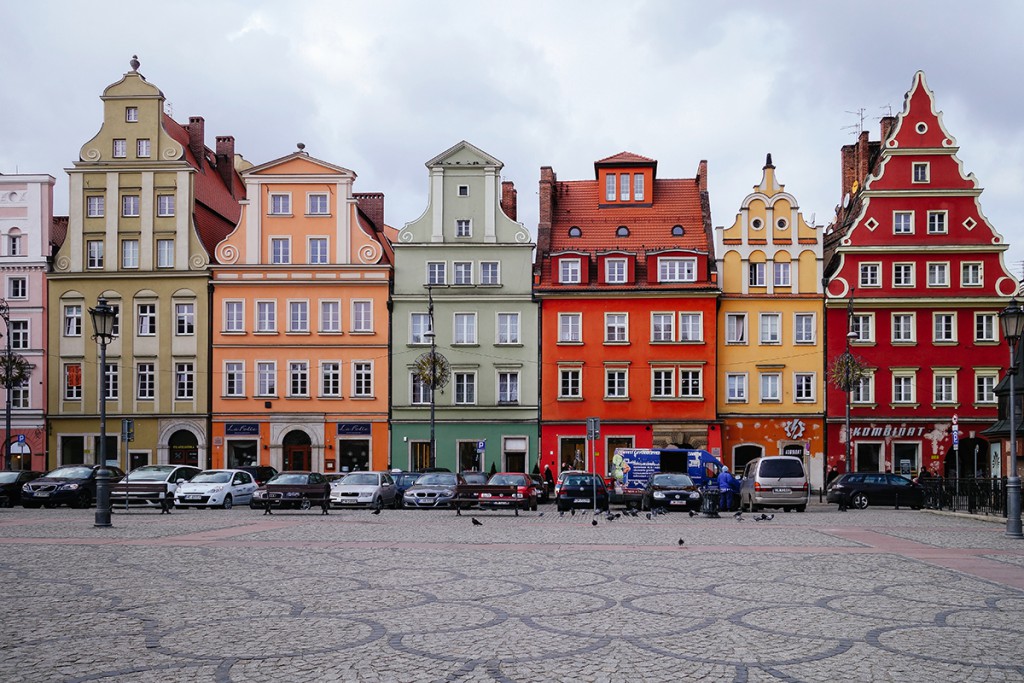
[842,108,867,136]
[165,100,174,118]
[881,104,893,117]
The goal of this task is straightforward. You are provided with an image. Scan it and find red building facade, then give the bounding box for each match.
[535,153,720,477]
[824,72,1017,478]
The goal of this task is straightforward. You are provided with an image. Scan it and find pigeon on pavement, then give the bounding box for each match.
[734,511,743,518]
[371,508,381,515]
[677,539,685,546]
[471,518,483,526]
[591,519,598,526]
[688,510,696,518]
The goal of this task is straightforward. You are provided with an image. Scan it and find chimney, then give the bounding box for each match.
[215,136,235,194]
[500,180,517,220]
[841,143,856,198]
[186,116,205,167]
[696,159,708,193]
[355,193,385,233]
[537,166,556,258]
[855,130,871,191]
[879,116,897,144]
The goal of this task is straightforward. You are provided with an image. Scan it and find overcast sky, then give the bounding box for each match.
[3,1,1023,274]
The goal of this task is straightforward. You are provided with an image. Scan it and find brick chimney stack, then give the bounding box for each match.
[186,116,205,167]
[879,116,898,144]
[215,136,235,195]
[537,166,556,258]
[500,180,517,220]
[355,192,385,233]
[696,160,708,193]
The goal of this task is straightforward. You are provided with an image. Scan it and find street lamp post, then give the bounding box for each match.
[998,298,1024,539]
[844,293,856,474]
[425,285,436,470]
[0,299,12,471]
[89,297,117,528]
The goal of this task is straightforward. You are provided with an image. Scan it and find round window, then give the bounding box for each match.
[916,122,928,134]
[751,218,763,229]
[568,226,582,237]
[671,225,684,237]
[777,218,788,229]
[616,226,630,237]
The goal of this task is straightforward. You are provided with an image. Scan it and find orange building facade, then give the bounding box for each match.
[210,149,393,474]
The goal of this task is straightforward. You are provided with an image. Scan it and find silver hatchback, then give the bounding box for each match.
[739,456,809,512]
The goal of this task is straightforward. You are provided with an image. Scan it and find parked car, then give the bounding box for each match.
[250,471,331,510]
[0,470,44,507]
[403,472,467,508]
[480,472,538,511]
[174,469,259,509]
[392,471,423,508]
[826,473,925,510]
[329,471,397,510]
[21,465,126,509]
[554,471,609,512]
[461,471,489,486]
[234,465,279,487]
[641,473,702,512]
[739,456,809,512]
[110,465,202,508]
[530,473,551,504]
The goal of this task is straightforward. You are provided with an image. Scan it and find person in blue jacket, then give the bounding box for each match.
[718,466,738,511]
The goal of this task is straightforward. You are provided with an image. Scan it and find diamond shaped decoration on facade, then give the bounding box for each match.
[864,218,879,231]
[963,217,977,231]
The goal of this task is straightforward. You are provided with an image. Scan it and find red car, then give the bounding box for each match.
[480,472,538,511]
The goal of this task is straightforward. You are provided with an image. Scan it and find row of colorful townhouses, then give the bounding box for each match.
[1,63,1020,492]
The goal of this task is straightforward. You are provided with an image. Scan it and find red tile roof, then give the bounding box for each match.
[51,215,69,251]
[595,151,657,165]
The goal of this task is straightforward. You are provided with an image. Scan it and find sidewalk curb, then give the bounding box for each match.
[923,508,1008,525]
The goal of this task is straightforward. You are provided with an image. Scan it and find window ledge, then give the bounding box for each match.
[350,396,376,401]
[348,331,375,336]
[304,213,332,218]
[254,331,280,336]
[890,402,920,409]
[222,331,247,336]
[558,396,583,402]
[931,402,960,410]
[557,341,584,346]
[892,341,918,346]
[494,343,523,348]
[604,341,631,346]
[221,395,248,400]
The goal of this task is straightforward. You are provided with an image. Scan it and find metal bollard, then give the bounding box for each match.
[94,467,112,528]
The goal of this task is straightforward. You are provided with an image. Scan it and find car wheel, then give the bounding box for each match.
[372,497,383,512]
[531,499,538,512]
[640,497,647,512]
[72,490,92,509]
[299,498,311,510]
[556,500,566,512]
[222,495,233,510]
[851,492,869,510]
[795,505,806,512]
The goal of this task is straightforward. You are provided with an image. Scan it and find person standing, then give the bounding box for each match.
[718,466,737,511]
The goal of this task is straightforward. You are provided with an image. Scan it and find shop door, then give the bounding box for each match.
[856,443,881,472]
[168,430,199,467]
[560,438,586,472]
[411,441,432,471]
[337,440,369,473]
[459,442,481,472]
[282,429,313,471]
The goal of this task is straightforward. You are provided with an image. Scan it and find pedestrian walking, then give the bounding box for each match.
[717,466,737,512]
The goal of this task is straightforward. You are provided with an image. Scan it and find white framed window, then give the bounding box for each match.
[288,301,309,333]
[455,219,472,238]
[726,373,748,402]
[605,175,616,201]
[851,314,874,343]
[157,194,175,217]
[256,362,277,396]
[480,262,499,285]
[961,262,983,287]
[773,262,791,287]
[113,139,127,158]
[760,373,781,402]
[175,362,194,400]
[605,368,628,399]
[11,380,29,409]
[307,194,329,215]
[411,373,430,405]
[352,301,372,332]
[794,373,815,402]
[87,240,104,269]
[125,107,138,122]
[110,303,121,337]
[748,262,766,287]
[679,369,701,398]
[454,372,477,405]
[605,313,628,343]
[859,263,880,287]
[893,263,915,287]
[605,259,627,284]
[64,304,82,337]
[893,374,915,404]
[933,373,956,404]
[619,173,629,201]
[976,372,997,404]
[122,195,139,217]
[87,195,105,218]
[289,361,309,397]
[497,313,520,345]
[759,313,781,345]
[457,185,470,197]
[912,162,929,183]
[852,375,874,404]
[225,362,245,397]
[633,173,644,201]
[427,262,447,285]
[453,261,473,285]
[679,313,702,342]
[176,303,195,336]
[652,313,675,342]
[8,233,21,257]
[102,363,119,398]
[121,239,139,269]
[891,313,915,343]
[157,239,174,268]
[9,320,29,350]
[269,194,291,215]
[559,259,581,284]
[136,363,155,400]
[559,368,582,398]
[975,313,997,342]
[454,313,477,345]
[498,372,519,405]
[794,313,815,344]
[559,313,581,343]
[927,211,947,235]
[256,301,276,332]
[652,369,674,397]
[320,301,341,333]
[64,363,82,400]
[933,313,956,343]
[224,301,244,333]
[136,139,151,158]
[725,313,747,344]
[137,303,157,336]
[270,238,290,264]
[410,312,431,344]
[658,257,696,283]
[308,238,328,264]
[893,211,914,234]
[928,262,949,287]
[7,277,27,300]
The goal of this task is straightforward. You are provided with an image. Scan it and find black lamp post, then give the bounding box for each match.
[0,299,12,471]
[844,293,856,474]
[424,285,437,470]
[998,298,1024,539]
[89,297,116,528]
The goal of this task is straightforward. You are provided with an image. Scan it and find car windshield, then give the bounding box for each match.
[416,474,456,486]
[395,473,420,486]
[760,459,805,478]
[190,471,232,484]
[341,473,379,486]
[268,474,309,485]
[489,474,526,486]
[563,475,598,487]
[126,466,177,481]
[651,474,694,487]
[45,467,93,479]
[0,472,22,483]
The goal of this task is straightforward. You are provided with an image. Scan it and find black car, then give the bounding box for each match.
[530,473,551,504]
[826,473,925,509]
[250,471,330,510]
[392,471,422,508]
[554,471,609,512]
[21,465,126,508]
[641,473,702,512]
[0,470,44,507]
[234,465,279,487]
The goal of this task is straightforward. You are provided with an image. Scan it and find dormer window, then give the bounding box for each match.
[616,226,630,238]
[619,174,629,201]
[605,175,616,201]
[559,259,581,284]
[633,174,644,201]
[568,226,582,238]
[671,225,684,237]
[605,258,627,284]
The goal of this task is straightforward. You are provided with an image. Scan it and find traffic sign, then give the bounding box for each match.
[586,417,600,440]
[17,434,25,443]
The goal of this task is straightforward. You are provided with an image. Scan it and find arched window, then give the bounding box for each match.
[568,226,582,238]
[671,225,684,237]
[616,226,630,237]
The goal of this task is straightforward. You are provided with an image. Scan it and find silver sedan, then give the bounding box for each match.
[329,471,397,510]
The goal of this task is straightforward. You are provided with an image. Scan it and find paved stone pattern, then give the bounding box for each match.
[0,504,1022,682]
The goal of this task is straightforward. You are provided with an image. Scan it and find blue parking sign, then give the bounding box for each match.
[477,440,486,452]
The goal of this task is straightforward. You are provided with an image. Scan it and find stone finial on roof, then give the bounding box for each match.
[297,143,306,153]
[765,153,774,169]
[130,55,140,71]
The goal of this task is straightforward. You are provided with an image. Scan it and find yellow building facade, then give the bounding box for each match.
[714,156,826,489]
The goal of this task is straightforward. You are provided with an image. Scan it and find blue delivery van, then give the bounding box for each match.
[610,448,724,507]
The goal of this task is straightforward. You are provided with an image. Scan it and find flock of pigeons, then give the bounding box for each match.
[459,507,777,528]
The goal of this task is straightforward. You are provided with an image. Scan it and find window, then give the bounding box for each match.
[427,262,447,285]
[976,373,997,404]
[113,139,127,158]
[321,362,341,397]
[320,301,341,333]
[64,305,82,337]
[458,185,469,197]
[480,262,499,285]
[633,173,644,201]
[270,238,290,264]
[157,239,174,268]
[652,369,674,397]
[652,313,674,342]
[726,374,747,402]
[975,313,997,342]
[64,363,82,400]
[289,362,309,397]
[559,368,582,398]
[559,313,581,343]
[256,301,276,332]
[257,362,276,396]
[411,373,430,405]
[616,226,630,238]
[497,313,520,344]
[893,263,914,287]
[852,375,873,404]
[87,195,105,218]
[110,303,120,337]
[308,238,328,264]
[224,301,244,333]
[175,362,194,400]
[8,277,27,299]
[225,362,245,397]
[759,313,781,344]
[269,194,291,215]
[10,320,28,350]
[137,303,156,336]
[725,313,747,344]
[933,313,956,343]
[605,313,627,343]
[568,226,582,238]
[892,313,915,343]
[353,362,373,397]
[893,375,915,404]
[8,234,21,257]
[605,369,628,398]
[794,373,815,402]
[961,263,982,287]
[498,372,519,404]
[605,259,627,284]
[794,313,815,344]
[410,313,431,344]
[87,241,104,269]
[619,173,629,201]
[928,262,950,288]
[912,162,929,183]
[859,263,880,287]
[308,194,329,215]
[125,107,138,122]
[289,301,309,333]
[658,258,696,283]
[773,262,791,287]
[453,262,473,285]
[121,239,139,269]
[927,211,947,234]
[176,303,195,336]
[679,313,702,342]
[455,219,472,238]
[352,301,372,332]
[851,314,873,343]
[137,363,155,400]
[605,175,616,201]
[559,259,581,284]
[679,370,701,398]
[454,313,477,344]
[894,211,914,234]
[671,225,684,237]
[454,372,476,404]
[934,374,956,403]
[136,139,150,157]
[748,263,766,287]
[122,195,139,217]
[760,373,781,402]
[11,380,29,409]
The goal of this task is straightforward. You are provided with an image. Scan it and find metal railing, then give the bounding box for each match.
[919,477,1009,517]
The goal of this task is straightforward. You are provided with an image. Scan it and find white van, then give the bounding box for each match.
[739,456,809,512]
